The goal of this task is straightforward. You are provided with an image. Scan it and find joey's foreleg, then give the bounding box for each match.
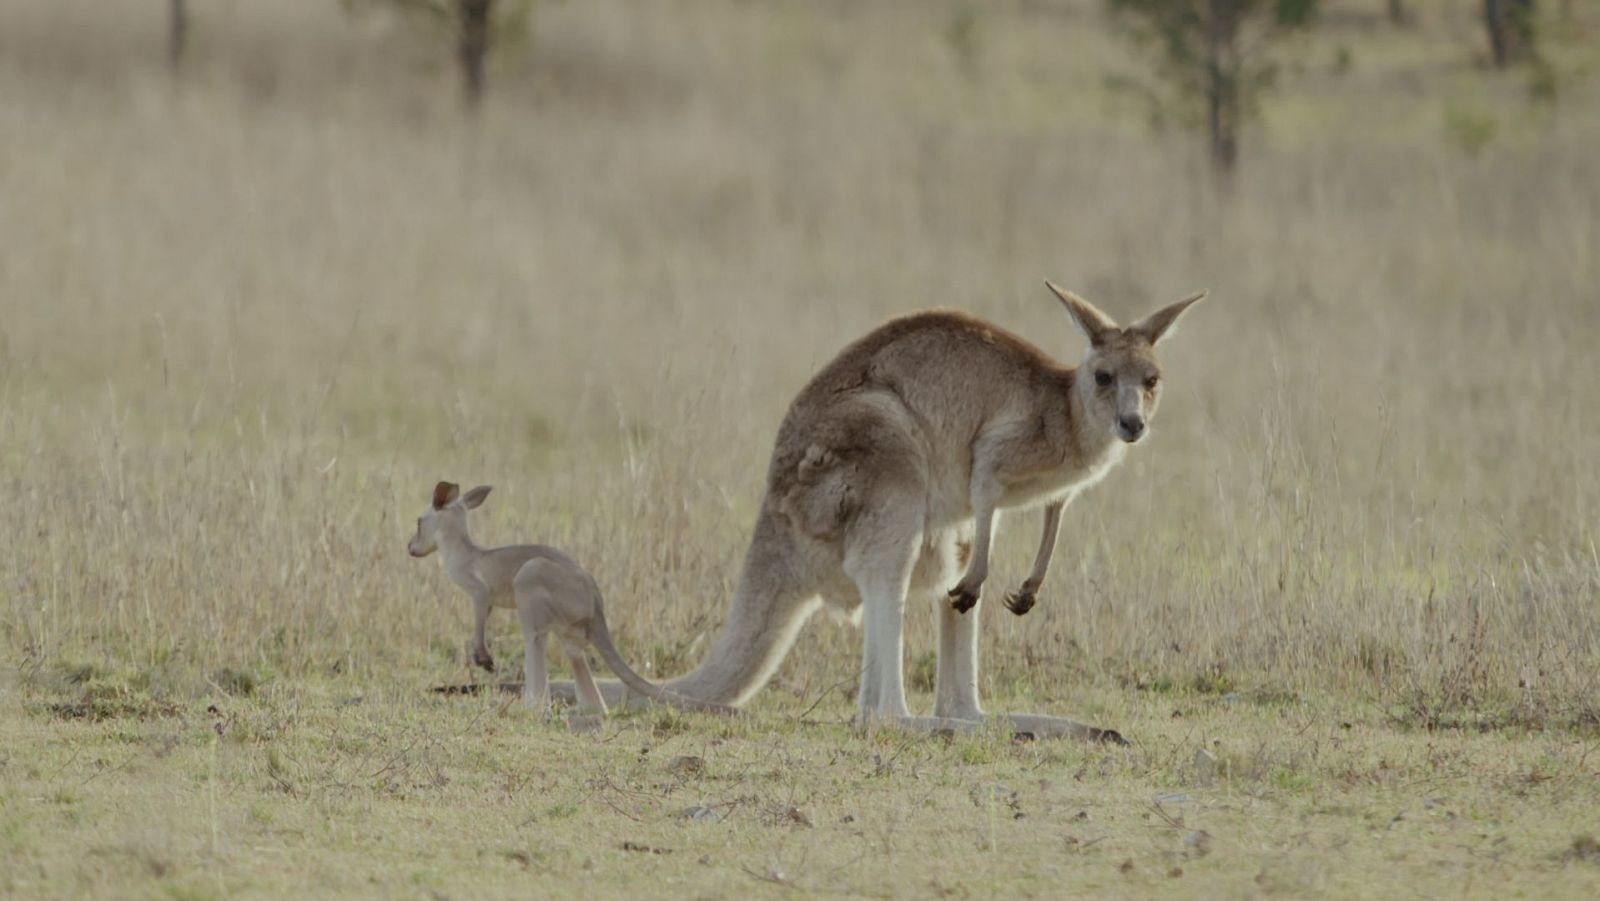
[471,592,495,672]
[1004,501,1063,616]
[948,474,1001,614]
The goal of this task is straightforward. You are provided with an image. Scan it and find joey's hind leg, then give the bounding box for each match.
[565,645,608,715]
[514,585,554,712]
[520,626,550,712]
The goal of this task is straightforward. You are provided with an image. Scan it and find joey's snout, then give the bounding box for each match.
[1116,415,1146,443]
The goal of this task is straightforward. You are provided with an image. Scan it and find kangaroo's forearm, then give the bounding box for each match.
[949,472,1002,612]
[1024,501,1064,590]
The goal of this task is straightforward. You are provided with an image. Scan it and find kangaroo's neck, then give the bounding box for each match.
[437,520,484,576]
[666,507,818,707]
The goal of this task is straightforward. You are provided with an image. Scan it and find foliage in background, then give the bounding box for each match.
[1483,0,1538,68]
[341,0,542,106]
[3,2,1600,891]
[1107,0,1319,174]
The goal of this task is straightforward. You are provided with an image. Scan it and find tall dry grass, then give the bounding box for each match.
[2,0,1597,723]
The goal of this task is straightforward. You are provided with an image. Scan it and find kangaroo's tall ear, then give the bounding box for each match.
[1045,281,1118,347]
[1128,291,1207,346]
[432,481,460,510]
[462,485,493,509]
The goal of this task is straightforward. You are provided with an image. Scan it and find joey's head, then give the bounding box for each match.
[408,481,492,558]
[1045,281,1207,445]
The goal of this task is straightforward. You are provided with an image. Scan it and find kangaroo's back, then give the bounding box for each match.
[765,311,1070,518]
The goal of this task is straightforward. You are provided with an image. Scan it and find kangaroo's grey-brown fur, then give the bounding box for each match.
[566,283,1205,741]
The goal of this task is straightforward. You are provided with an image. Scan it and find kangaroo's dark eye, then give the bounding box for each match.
[1094,370,1113,388]
[1144,375,1160,391]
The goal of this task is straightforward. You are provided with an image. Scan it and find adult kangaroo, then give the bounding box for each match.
[608,282,1204,740]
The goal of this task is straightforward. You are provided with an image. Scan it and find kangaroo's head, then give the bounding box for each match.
[408,481,493,558]
[1046,281,1206,445]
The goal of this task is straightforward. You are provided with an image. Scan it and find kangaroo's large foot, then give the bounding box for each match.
[998,713,1127,745]
[472,647,496,672]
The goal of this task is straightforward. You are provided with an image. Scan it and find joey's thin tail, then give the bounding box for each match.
[590,608,739,715]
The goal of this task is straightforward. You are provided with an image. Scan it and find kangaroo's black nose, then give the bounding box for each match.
[1118,416,1145,439]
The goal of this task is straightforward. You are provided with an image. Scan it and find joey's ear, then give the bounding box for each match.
[462,485,493,509]
[1129,291,1207,346]
[432,481,460,510]
[1044,281,1118,346]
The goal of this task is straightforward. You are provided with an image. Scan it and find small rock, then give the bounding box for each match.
[677,804,726,824]
[1194,748,1218,785]
[1154,793,1193,805]
[1184,830,1212,856]
[1119,859,1135,874]
[1561,834,1600,864]
[969,783,1018,807]
[775,805,812,828]
[666,755,706,778]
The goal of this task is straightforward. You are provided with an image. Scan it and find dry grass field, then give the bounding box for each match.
[2,0,1599,896]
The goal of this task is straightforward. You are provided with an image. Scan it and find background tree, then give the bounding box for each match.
[1483,0,1537,67]
[1107,0,1319,175]
[169,0,189,70]
[342,0,540,109]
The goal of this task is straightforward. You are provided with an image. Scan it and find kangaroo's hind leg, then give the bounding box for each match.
[843,487,947,728]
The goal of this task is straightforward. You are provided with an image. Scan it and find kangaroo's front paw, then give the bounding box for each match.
[473,647,496,672]
[1003,589,1037,616]
[947,581,982,614]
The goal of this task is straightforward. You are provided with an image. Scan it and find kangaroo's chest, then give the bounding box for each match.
[999,443,1127,510]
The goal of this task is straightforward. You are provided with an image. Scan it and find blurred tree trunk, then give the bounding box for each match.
[1484,0,1536,67]
[169,0,188,70]
[1204,1,1239,175]
[458,0,492,108]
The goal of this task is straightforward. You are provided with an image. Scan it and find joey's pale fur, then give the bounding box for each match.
[564,283,1205,741]
[408,481,734,717]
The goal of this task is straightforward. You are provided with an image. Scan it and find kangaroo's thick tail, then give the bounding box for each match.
[663,505,819,707]
[589,609,739,715]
